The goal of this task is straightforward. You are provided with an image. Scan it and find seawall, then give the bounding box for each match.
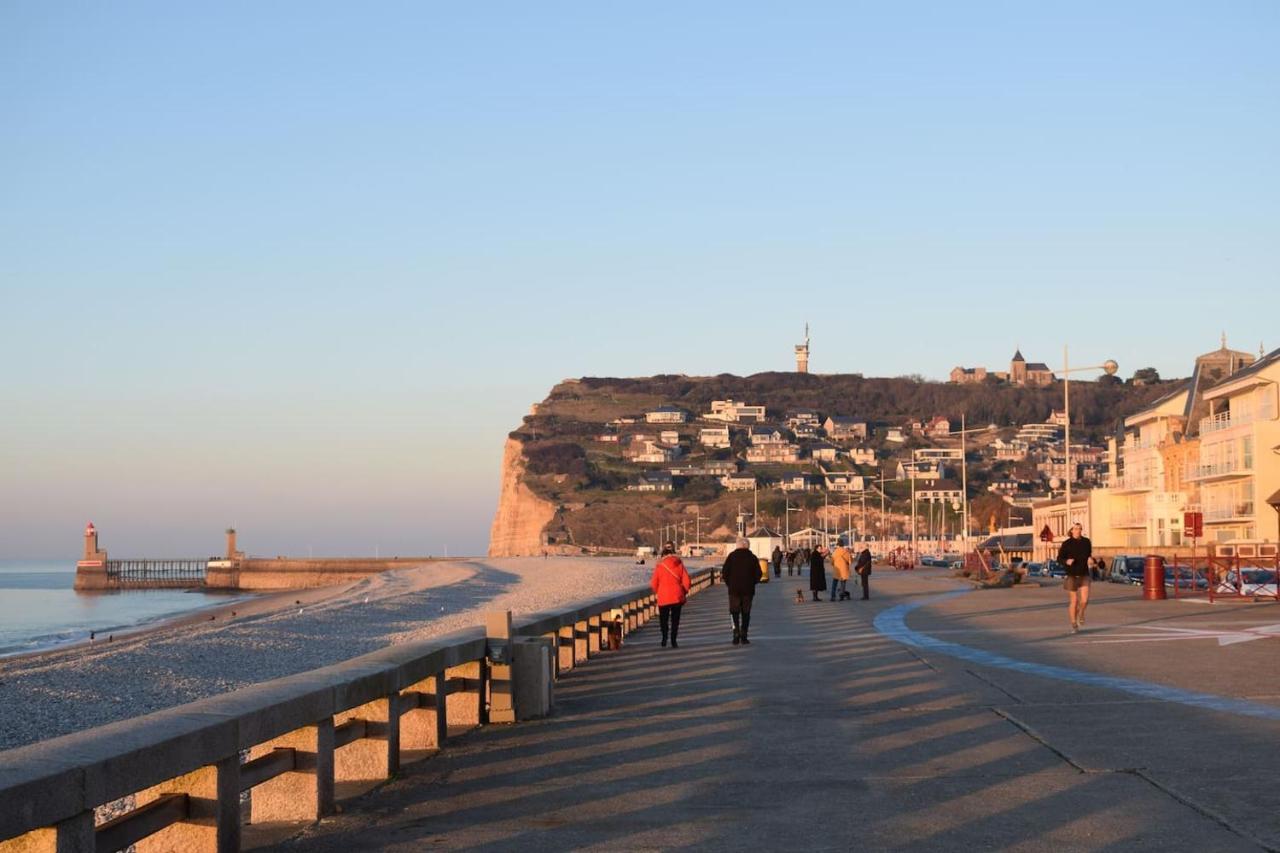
[206,558,441,590]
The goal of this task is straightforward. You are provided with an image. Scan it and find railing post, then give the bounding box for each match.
[248,718,335,823]
[135,755,240,852]
[587,615,602,655]
[557,625,575,672]
[486,610,517,724]
[573,619,589,664]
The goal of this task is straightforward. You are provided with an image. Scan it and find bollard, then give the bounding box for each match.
[1143,554,1166,600]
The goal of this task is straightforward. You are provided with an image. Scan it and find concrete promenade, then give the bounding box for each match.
[275,569,1280,852]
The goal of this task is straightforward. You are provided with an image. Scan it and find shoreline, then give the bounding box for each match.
[0,556,658,752]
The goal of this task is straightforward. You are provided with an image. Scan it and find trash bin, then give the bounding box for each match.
[1143,554,1166,600]
[758,558,770,584]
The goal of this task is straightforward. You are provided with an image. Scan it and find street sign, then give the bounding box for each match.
[1184,511,1203,539]
[1039,524,1054,543]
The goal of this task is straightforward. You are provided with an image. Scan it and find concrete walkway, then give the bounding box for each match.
[273,569,1280,852]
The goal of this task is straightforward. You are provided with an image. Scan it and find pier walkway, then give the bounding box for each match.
[274,569,1280,852]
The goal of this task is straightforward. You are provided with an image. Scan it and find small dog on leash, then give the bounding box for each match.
[795,589,805,604]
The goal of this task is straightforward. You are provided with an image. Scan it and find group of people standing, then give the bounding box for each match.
[770,545,820,577]
[805,539,872,602]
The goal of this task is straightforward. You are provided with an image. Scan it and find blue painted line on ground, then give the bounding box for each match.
[873,589,1280,721]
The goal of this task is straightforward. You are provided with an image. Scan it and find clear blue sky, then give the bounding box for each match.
[3,2,1277,558]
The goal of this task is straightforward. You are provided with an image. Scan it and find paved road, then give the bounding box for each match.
[273,568,1280,852]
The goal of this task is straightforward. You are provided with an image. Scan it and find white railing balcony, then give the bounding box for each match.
[1114,474,1154,491]
[1200,411,1255,435]
[1185,458,1251,481]
[1204,502,1255,521]
[1110,512,1147,528]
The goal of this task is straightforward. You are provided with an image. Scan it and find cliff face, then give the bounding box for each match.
[488,438,558,557]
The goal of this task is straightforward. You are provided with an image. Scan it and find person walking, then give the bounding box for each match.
[830,538,853,601]
[809,545,828,602]
[786,548,797,576]
[649,541,691,648]
[722,537,761,645]
[771,545,784,578]
[855,545,873,600]
[1057,523,1093,632]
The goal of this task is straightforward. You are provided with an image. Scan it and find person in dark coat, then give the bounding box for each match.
[786,548,797,575]
[771,545,783,578]
[809,546,828,601]
[855,546,873,600]
[722,537,761,644]
[1057,523,1093,632]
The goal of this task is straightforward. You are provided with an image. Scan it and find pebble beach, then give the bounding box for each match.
[0,556,670,752]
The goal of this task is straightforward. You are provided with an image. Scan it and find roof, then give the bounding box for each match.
[1025,362,1051,372]
[978,533,1034,551]
[1012,349,1025,362]
[747,526,782,539]
[1266,488,1280,508]
[918,479,962,492]
[649,405,684,412]
[1203,346,1280,400]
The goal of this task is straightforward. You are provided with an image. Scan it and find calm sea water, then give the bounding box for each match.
[0,559,250,657]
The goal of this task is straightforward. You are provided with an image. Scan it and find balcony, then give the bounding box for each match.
[1204,502,1255,522]
[1200,411,1254,435]
[1110,512,1147,529]
[1184,458,1252,481]
[1112,475,1155,492]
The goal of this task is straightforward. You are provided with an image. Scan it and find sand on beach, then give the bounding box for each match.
[0,556,681,751]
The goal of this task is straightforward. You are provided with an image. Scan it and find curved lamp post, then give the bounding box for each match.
[1063,347,1119,535]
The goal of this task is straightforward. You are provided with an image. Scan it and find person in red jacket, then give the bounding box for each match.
[650,541,692,648]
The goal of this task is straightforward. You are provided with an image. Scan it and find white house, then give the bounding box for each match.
[824,417,868,441]
[746,443,801,463]
[627,471,674,492]
[885,427,906,443]
[645,406,688,424]
[780,473,819,492]
[927,416,952,437]
[699,426,731,448]
[659,429,681,445]
[721,473,758,492]
[809,441,840,463]
[847,446,876,465]
[705,399,767,423]
[749,426,789,445]
[823,471,866,492]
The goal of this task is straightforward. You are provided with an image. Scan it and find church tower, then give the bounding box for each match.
[795,323,810,373]
[1010,348,1027,386]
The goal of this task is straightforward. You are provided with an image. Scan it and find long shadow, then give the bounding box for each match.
[269,575,1271,852]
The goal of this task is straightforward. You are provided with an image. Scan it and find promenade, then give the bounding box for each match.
[274,569,1280,852]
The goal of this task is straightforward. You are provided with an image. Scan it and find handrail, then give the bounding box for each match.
[0,564,718,851]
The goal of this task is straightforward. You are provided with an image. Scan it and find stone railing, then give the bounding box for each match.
[0,567,717,852]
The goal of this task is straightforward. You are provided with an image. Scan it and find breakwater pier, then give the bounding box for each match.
[73,525,441,592]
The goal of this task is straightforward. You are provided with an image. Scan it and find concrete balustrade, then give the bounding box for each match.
[0,567,717,853]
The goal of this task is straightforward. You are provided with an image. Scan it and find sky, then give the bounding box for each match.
[2,2,1278,559]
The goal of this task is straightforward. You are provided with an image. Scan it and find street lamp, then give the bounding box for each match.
[1062,346,1119,534]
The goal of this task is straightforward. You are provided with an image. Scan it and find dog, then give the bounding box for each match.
[795,589,805,604]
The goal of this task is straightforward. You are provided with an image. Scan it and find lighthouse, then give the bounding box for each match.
[74,522,110,590]
[795,323,810,373]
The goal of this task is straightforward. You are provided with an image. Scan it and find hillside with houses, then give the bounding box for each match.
[490,371,1182,555]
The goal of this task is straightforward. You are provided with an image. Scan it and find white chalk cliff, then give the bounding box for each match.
[488,438,557,557]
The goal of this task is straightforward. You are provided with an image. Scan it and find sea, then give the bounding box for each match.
[0,559,250,658]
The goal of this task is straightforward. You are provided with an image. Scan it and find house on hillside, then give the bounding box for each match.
[699,426,731,448]
[950,366,989,384]
[847,446,877,465]
[645,405,688,424]
[596,433,620,443]
[705,399,767,423]
[659,430,681,445]
[823,470,866,492]
[905,418,925,437]
[809,441,840,463]
[749,426,789,445]
[916,479,963,504]
[927,416,952,437]
[627,471,674,492]
[794,422,820,439]
[824,416,867,441]
[780,473,819,492]
[746,442,801,463]
[787,410,823,429]
[885,427,906,443]
[721,473,757,492]
[670,460,737,477]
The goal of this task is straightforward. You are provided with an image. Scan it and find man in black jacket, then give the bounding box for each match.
[855,546,873,600]
[1056,523,1093,632]
[722,537,761,645]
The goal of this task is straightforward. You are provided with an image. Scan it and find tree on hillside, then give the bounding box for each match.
[1131,367,1161,384]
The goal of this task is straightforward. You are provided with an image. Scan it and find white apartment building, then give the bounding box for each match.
[705,400,767,423]
[1190,349,1280,543]
[746,443,801,463]
[645,406,688,424]
[1108,385,1192,548]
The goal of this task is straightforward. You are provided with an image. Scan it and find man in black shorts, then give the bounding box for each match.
[722,537,761,645]
[1057,523,1092,632]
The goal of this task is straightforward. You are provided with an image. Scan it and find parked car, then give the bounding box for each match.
[1108,556,1146,585]
[1215,568,1278,597]
[1024,561,1044,576]
[1163,564,1208,591]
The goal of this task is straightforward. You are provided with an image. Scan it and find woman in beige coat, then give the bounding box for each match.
[830,539,853,601]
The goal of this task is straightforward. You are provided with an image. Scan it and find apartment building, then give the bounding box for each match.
[1190,348,1280,543]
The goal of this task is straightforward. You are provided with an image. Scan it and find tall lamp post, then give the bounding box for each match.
[1062,346,1119,532]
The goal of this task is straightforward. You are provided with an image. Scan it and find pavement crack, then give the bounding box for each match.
[991,708,1088,773]
[965,668,1023,703]
[903,646,940,672]
[1132,768,1279,853]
